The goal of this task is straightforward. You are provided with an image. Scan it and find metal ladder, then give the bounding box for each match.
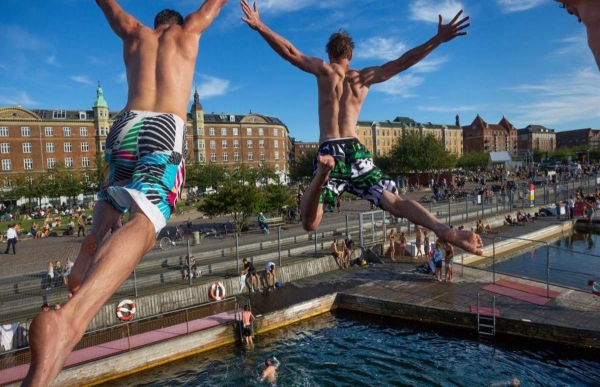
[477,293,496,337]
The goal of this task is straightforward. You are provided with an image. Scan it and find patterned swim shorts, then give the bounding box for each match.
[313,137,397,208]
[98,110,187,233]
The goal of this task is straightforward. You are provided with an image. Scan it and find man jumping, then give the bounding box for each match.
[241,1,483,255]
[23,1,227,385]
[556,0,600,69]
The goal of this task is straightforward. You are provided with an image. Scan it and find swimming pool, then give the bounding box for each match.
[100,310,600,386]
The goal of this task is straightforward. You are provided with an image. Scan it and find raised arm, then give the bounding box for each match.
[95,0,142,38]
[183,0,228,36]
[361,10,470,86]
[240,0,327,75]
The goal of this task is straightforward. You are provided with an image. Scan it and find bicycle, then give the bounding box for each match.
[200,227,225,239]
[159,226,188,250]
[284,208,300,224]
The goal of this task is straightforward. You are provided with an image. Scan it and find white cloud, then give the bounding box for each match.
[496,0,545,13]
[70,75,93,86]
[0,25,43,50]
[254,0,343,14]
[0,88,38,106]
[550,30,589,57]
[418,104,483,113]
[409,0,465,23]
[508,67,600,126]
[116,72,127,84]
[45,55,57,66]
[193,74,232,99]
[355,37,407,61]
[412,57,448,73]
[371,73,424,98]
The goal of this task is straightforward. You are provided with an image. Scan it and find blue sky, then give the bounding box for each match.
[0,0,598,141]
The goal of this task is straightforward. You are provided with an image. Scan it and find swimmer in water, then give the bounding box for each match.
[260,357,280,383]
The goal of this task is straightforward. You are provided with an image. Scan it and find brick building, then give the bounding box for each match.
[555,128,600,149]
[290,140,318,164]
[0,84,291,188]
[517,125,556,153]
[462,115,518,154]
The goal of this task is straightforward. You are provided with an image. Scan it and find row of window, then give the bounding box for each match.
[0,127,95,137]
[201,139,280,149]
[203,152,281,162]
[206,127,283,137]
[0,142,91,154]
[1,157,91,171]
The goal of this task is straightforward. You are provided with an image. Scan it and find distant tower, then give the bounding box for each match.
[191,88,205,163]
[93,81,110,154]
[455,114,460,127]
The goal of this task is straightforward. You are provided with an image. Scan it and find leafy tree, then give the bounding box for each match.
[373,154,395,176]
[201,184,263,232]
[261,184,296,215]
[458,151,489,170]
[390,131,421,176]
[187,163,228,192]
[289,149,317,183]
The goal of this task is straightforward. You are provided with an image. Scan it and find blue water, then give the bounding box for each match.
[104,311,600,386]
[492,231,600,290]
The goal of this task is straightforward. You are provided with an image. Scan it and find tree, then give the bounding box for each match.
[186,163,228,193]
[289,149,317,183]
[390,131,421,176]
[458,151,489,170]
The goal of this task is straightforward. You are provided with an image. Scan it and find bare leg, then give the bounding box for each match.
[380,191,484,255]
[300,155,334,231]
[22,204,156,387]
[68,201,121,297]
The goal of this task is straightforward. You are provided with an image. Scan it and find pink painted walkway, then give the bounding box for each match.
[0,309,239,386]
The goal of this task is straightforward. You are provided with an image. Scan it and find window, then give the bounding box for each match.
[64,142,72,152]
[45,127,53,137]
[1,159,11,171]
[46,143,55,153]
[248,152,254,161]
[222,153,229,162]
[65,157,73,168]
[197,140,205,149]
[79,112,87,120]
[83,173,90,182]
[274,140,279,148]
[210,140,216,149]
[81,142,89,152]
[3,178,12,188]
[246,128,252,136]
[196,127,204,136]
[259,128,264,136]
[234,152,240,161]
[21,127,30,137]
[25,176,33,184]
[197,154,205,163]
[80,127,88,136]
[47,158,56,169]
[230,115,235,122]
[222,140,228,148]
[274,151,279,161]
[0,144,9,154]
[275,164,280,171]
[221,128,227,136]
[82,157,90,167]
[259,140,264,148]
[273,128,278,136]
[233,128,239,136]
[259,152,265,161]
[52,110,66,119]
[210,153,217,162]
[209,127,215,136]
[62,127,71,136]
[22,143,32,153]
[0,127,8,137]
[247,140,253,148]
[100,141,106,151]
[233,140,239,148]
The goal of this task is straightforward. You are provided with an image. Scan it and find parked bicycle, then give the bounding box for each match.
[159,225,189,250]
[284,207,300,224]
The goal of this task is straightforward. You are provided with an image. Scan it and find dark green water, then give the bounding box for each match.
[103,310,600,386]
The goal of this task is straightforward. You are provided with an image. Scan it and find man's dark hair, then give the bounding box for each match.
[154,9,184,28]
[244,305,250,311]
[326,30,354,60]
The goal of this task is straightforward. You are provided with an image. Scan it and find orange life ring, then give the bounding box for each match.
[209,281,226,301]
[116,299,136,322]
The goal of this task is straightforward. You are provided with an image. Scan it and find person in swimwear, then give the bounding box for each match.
[260,357,281,383]
[556,1,600,69]
[242,305,255,345]
[23,1,228,386]
[399,232,407,258]
[389,228,396,261]
[240,0,483,257]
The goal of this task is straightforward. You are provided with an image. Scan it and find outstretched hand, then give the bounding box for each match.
[437,10,470,43]
[241,0,261,30]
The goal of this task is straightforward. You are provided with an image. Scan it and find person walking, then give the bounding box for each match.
[4,224,17,254]
[432,243,444,282]
[77,215,85,237]
[23,1,228,386]
[389,229,396,261]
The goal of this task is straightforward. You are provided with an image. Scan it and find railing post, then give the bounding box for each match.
[359,215,364,247]
[235,233,240,273]
[314,228,318,257]
[278,226,282,267]
[127,323,132,351]
[493,237,496,285]
[371,212,375,243]
[345,215,349,239]
[496,192,499,215]
[466,196,469,222]
[546,242,550,298]
[133,269,138,298]
[187,240,192,287]
[448,199,451,225]
[382,211,386,243]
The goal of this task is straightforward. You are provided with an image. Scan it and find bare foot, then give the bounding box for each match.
[22,309,82,387]
[440,228,484,255]
[68,234,100,298]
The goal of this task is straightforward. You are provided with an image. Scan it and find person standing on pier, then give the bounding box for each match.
[240,0,483,257]
[22,1,228,386]
[556,1,600,69]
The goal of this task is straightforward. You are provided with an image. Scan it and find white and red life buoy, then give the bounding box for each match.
[116,299,136,322]
[209,281,226,301]
[589,280,600,297]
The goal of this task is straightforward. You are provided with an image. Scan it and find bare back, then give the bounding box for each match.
[316,64,369,143]
[123,26,199,122]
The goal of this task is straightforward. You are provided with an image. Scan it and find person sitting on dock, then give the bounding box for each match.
[260,357,281,383]
[331,238,342,266]
[242,305,255,346]
[241,258,260,292]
